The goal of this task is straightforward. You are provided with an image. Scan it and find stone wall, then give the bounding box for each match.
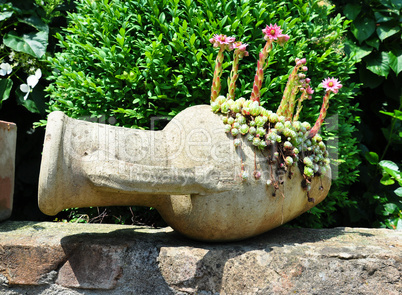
[0,221,401,294]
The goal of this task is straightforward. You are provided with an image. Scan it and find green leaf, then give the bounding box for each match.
[395,187,402,197]
[359,67,384,88]
[391,0,402,9]
[343,4,361,20]
[380,109,402,120]
[366,52,390,78]
[383,203,398,215]
[0,11,13,21]
[365,37,380,50]
[365,151,379,165]
[376,24,400,41]
[0,79,13,103]
[379,160,402,185]
[388,50,402,75]
[380,160,400,173]
[19,15,49,33]
[3,31,48,58]
[374,12,394,23]
[351,17,375,43]
[190,33,196,46]
[380,173,395,185]
[344,40,372,61]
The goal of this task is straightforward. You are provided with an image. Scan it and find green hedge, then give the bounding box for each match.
[44,0,360,228]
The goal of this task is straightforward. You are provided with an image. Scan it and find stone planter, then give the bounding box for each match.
[39,105,331,241]
[0,120,17,221]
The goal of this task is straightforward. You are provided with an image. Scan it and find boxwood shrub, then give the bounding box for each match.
[44,0,360,228]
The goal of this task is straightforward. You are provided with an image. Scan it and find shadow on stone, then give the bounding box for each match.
[57,225,356,293]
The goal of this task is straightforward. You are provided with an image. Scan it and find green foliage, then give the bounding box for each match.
[358,97,402,229]
[341,0,402,83]
[332,0,401,229]
[0,0,69,113]
[45,0,360,228]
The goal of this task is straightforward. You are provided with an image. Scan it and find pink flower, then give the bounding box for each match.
[322,77,342,94]
[210,34,236,50]
[276,34,290,46]
[306,86,314,95]
[262,24,282,40]
[232,41,249,57]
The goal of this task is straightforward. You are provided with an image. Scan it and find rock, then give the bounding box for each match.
[0,221,400,294]
[38,106,330,241]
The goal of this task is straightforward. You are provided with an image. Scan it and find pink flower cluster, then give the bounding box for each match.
[209,34,236,50]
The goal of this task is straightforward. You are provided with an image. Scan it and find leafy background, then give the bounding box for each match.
[1,0,400,229]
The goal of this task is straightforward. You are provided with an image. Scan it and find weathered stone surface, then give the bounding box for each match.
[0,120,17,221]
[0,221,401,294]
[39,106,331,241]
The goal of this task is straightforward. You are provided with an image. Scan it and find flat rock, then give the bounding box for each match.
[0,221,401,294]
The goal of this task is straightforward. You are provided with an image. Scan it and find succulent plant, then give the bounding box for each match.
[210,24,341,198]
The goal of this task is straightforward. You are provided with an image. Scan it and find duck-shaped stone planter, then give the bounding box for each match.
[39,105,331,241]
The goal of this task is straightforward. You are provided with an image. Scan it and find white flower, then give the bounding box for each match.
[0,63,12,76]
[20,69,42,100]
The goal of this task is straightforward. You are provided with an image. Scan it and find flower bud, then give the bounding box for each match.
[236,97,246,106]
[211,102,220,113]
[252,137,261,146]
[249,101,261,116]
[284,141,293,149]
[256,127,266,137]
[275,122,284,133]
[292,121,301,131]
[231,102,241,113]
[258,140,267,149]
[220,102,230,114]
[255,116,267,127]
[240,171,249,181]
[285,156,293,166]
[304,166,314,177]
[237,114,246,124]
[269,113,279,124]
[254,171,262,179]
[301,121,311,130]
[319,141,326,150]
[216,95,226,105]
[303,157,313,167]
[240,124,249,135]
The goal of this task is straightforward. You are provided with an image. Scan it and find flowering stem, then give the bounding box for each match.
[250,40,272,104]
[276,59,306,119]
[293,91,307,121]
[228,52,240,100]
[308,91,330,139]
[210,47,225,102]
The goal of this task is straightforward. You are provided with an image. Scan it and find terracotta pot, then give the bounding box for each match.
[39,105,331,241]
[0,120,17,221]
